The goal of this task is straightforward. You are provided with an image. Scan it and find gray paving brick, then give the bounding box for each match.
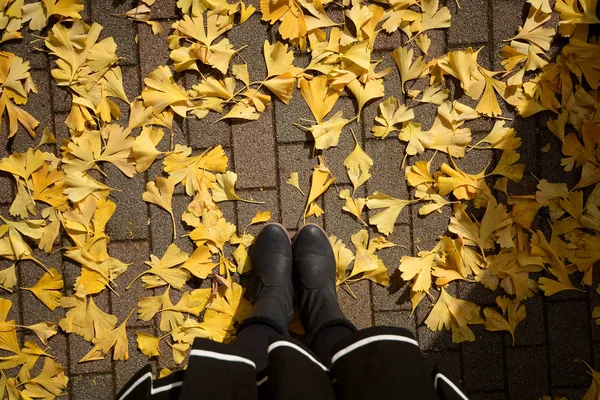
[539,129,580,190]
[274,87,314,143]
[491,0,527,70]
[370,224,413,311]
[138,21,175,80]
[462,327,504,391]
[373,310,415,334]
[115,327,157,393]
[20,256,66,326]
[422,350,462,382]
[277,143,323,230]
[415,291,459,351]
[158,335,189,370]
[150,0,179,19]
[323,184,366,245]
[0,174,13,204]
[374,30,403,51]
[469,393,506,400]
[11,69,53,152]
[365,139,410,224]
[188,112,231,150]
[506,346,549,399]
[51,79,71,113]
[227,12,268,79]
[236,188,280,237]
[457,280,501,308]
[411,203,451,252]
[547,300,591,386]
[90,1,139,66]
[551,387,589,399]
[447,0,489,45]
[105,164,149,241]
[503,295,545,347]
[109,241,154,327]
[69,332,114,374]
[232,115,277,189]
[338,279,372,330]
[150,194,195,255]
[322,97,362,186]
[3,28,48,69]
[71,373,115,400]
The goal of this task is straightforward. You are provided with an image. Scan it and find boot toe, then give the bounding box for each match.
[293,224,336,288]
[252,223,292,286]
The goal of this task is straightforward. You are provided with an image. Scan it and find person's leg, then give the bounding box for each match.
[309,324,354,366]
[231,223,294,371]
[292,224,357,366]
[230,323,280,371]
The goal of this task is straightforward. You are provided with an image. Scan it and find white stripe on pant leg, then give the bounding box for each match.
[267,341,330,372]
[330,334,419,364]
[152,381,183,395]
[433,373,469,400]
[190,349,257,369]
[257,376,269,386]
[117,372,153,400]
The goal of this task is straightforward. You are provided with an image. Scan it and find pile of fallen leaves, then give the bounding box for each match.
[1,0,600,397]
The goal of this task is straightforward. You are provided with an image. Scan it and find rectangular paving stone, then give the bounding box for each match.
[71,373,115,400]
[236,188,280,236]
[415,291,459,351]
[370,224,414,311]
[422,349,462,382]
[0,174,14,205]
[3,27,48,69]
[277,143,323,230]
[51,81,72,113]
[447,0,489,45]
[362,51,404,136]
[323,184,367,245]
[227,12,268,79]
[322,97,362,186]
[411,203,452,252]
[69,332,114,374]
[551,387,589,399]
[138,21,176,79]
[462,327,505,392]
[456,280,501,308]
[373,30,403,51]
[11,69,53,152]
[105,164,149,241]
[365,138,410,224]
[504,295,546,347]
[539,128,580,189]
[150,194,195,255]
[232,114,277,189]
[20,257,66,326]
[338,280,372,330]
[469,393,506,400]
[274,87,314,143]
[491,0,526,70]
[115,327,157,393]
[90,1,139,66]
[506,346,549,399]
[188,112,231,150]
[373,310,415,334]
[150,0,179,19]
[109,241,154,328]
[547,300,591,386]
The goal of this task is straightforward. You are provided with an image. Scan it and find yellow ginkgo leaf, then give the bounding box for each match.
[346,78,385,119]
[0,264,17,292]
[425,288,483,343]
[79,310,134,362]
[132,126,165,172]
[329,235,355,286]
[371,96,415,139]
[304,157,336,220]
[249,211,271,226]
[128,243,190,290]
[181,244,216,279]
[483,296,526,345]
[141,66,192,117]
[286,172,304,195]
[24,322,58,345]
[344,131,373,193]
[391,46,429,93]
[136,331,162,357]
[22,268,63,311]
[366,192,413,236]
[339,189,368,226]
[143,177,176,238]
[212,171,264,204]
[299,76,340,123]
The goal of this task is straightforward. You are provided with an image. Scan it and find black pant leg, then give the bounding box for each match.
[230,323,279,371]
[309,324,355,367]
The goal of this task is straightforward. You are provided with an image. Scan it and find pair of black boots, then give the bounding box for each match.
[241,223,356,344]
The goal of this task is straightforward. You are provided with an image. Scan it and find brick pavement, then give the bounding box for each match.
[0,0,597,398]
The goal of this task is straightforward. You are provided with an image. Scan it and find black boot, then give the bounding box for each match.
[240,223,294,335]
[293,224,356,344]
